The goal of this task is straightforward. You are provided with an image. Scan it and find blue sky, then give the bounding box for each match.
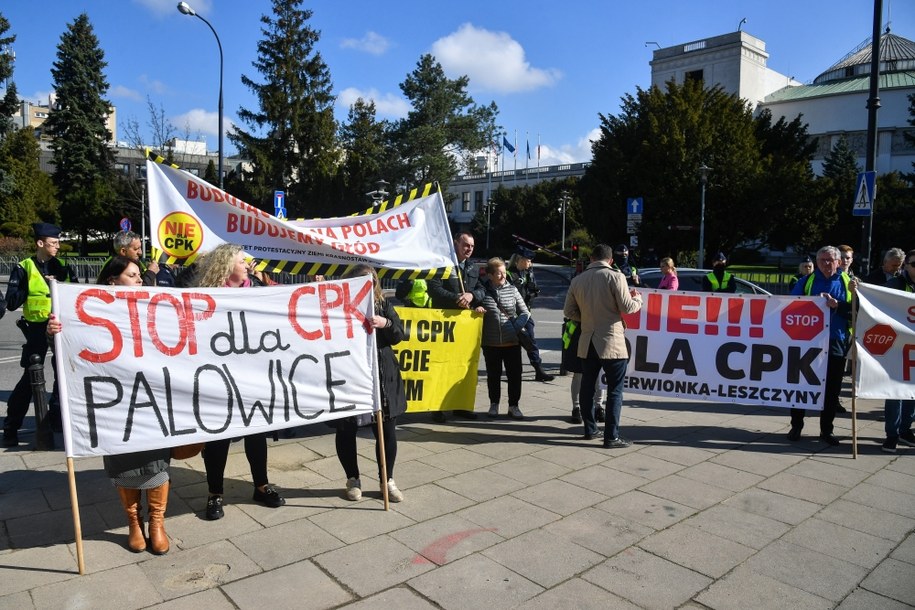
[3,0,913,166]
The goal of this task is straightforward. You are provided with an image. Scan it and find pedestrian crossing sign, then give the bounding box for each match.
[852,171,875,217]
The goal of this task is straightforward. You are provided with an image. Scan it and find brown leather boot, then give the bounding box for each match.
[146,481,170,555]
[116,487,146,553]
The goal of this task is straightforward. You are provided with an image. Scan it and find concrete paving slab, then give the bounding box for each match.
[681,504,791,550]
[231,517,344,570]
[435,468,526,503]
[816,499,915,542]
[582,547,713,609]
[390,513,503,565]
[695,565,833,610]
[603,451,686,481]
[387,482,476,522]
[638,443,717,467]
[456,495,560,539]
[835,587,915,610]
[144,588,237,610]
[676,460,766,492]
[337,586,438,609]
[486,453,572,485]
[709,447,805,476]
[758,471,850,505]
[638,473,733,510]
[417,447,498,475]
[864,467,915,492]
[782,518,897,569]
[308,500,414,545]
[595,489,698,530]
[638,522,756,578]
[783,455,873,487]
[522,577,642,610]
[529,445,609,469]
[559,464,649,501]
[890,532,915,564]
[510,478,608,516]
[723,488,821,525]
[0,543,79,596]
[859,558,915,606]
[30,562,163,610]
[222,560,352,609]
[483,528,602,588]
[137,539,262,601]
[543,507,653,557]
[744,539,868,602]
[841,483,915,519]
[408,553,543,610]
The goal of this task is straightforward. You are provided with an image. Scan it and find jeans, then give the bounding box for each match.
[521,318,542,367]
[579,343,628,438]
[884,399,915,440]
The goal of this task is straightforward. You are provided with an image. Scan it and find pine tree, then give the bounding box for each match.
[338,98,389,212]
[389,54,498,195]
[0,13,18,140]
[0,127,59,237]
[229,0,338,217]
[44,13,115,254]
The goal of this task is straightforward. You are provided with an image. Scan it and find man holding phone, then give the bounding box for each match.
[787,245,856,445]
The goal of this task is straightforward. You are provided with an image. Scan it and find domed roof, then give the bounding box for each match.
[814,29,915,84]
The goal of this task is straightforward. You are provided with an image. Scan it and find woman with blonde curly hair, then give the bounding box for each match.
[194,243,286,520]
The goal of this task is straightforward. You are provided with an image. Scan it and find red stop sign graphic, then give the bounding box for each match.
[781,300,825,341]
[862,324,897,356]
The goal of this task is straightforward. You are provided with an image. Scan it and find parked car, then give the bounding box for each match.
[638,268,772,295]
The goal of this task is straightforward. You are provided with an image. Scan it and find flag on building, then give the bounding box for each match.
[502,135,515,154]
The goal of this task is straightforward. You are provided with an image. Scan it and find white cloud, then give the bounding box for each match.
[138,75,169,95]
[432,23,561,94]
[28,90,54,105]
[538,129,599,165]
[170,108,233,137]
[336,87,410,119]
[135,0,213,18]
[111,85,143,101]
[340,31,390,55]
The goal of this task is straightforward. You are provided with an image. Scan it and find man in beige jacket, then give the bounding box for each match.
[563,244,643,447]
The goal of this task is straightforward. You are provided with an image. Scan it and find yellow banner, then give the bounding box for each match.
[393,308,483,412]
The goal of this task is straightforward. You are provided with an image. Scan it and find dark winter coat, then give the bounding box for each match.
[376,298,408,419]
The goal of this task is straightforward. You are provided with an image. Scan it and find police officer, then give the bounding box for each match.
[611,244,640,286]
[702,252,737,293]
[3,223,78,447]
[507,248,553,382]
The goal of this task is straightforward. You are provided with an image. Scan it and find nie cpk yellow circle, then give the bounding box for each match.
[158,212,203,258]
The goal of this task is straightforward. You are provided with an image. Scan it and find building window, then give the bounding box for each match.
[685,69,704,83]
[116,163,130,175]
[474,190,483,212]
[462,192,471,212]
[34,112,48,118]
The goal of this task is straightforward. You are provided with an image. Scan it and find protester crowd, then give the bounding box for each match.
[2,221,912,555]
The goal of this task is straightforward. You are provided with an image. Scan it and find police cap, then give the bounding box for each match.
[33,223,62,239]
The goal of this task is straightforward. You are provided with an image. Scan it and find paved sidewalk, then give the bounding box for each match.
[1,366,914,609]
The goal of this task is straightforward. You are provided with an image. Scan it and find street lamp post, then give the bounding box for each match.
[137,178,147,259]
[177,2,224,190]
[698,164,711,268]
[484,200,496,250]
[558,191,569,251]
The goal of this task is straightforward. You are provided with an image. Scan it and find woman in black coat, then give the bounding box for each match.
[335,264,408,502]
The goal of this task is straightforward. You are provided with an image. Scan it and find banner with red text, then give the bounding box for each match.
[146,159,455,273]
[51,278,378,458]
[853,283,915,399]
[621,291,830,409]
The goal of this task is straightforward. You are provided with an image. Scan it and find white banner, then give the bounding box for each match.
[146,160,456,270]
[51,277,379,458]
[854,283,915,399]
[621,291,830,410]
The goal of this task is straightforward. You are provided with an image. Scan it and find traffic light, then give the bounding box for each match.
[571,243,579,258]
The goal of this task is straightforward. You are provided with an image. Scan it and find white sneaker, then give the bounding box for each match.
[386,479,404,503]
[345,477,362,501]
[488,404,499,418]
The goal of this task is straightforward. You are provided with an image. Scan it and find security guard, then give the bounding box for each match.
[3,223,78,447]
[702,251,737,293]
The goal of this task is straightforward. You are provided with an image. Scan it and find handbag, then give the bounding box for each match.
[171,443,204,460]
[488,284,535,351]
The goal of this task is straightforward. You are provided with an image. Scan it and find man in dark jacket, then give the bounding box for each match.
[507,248,553,382]
[425,232,485,420]
[112,230,159,286]
[702,252,737,293]
[4,223,79,446]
